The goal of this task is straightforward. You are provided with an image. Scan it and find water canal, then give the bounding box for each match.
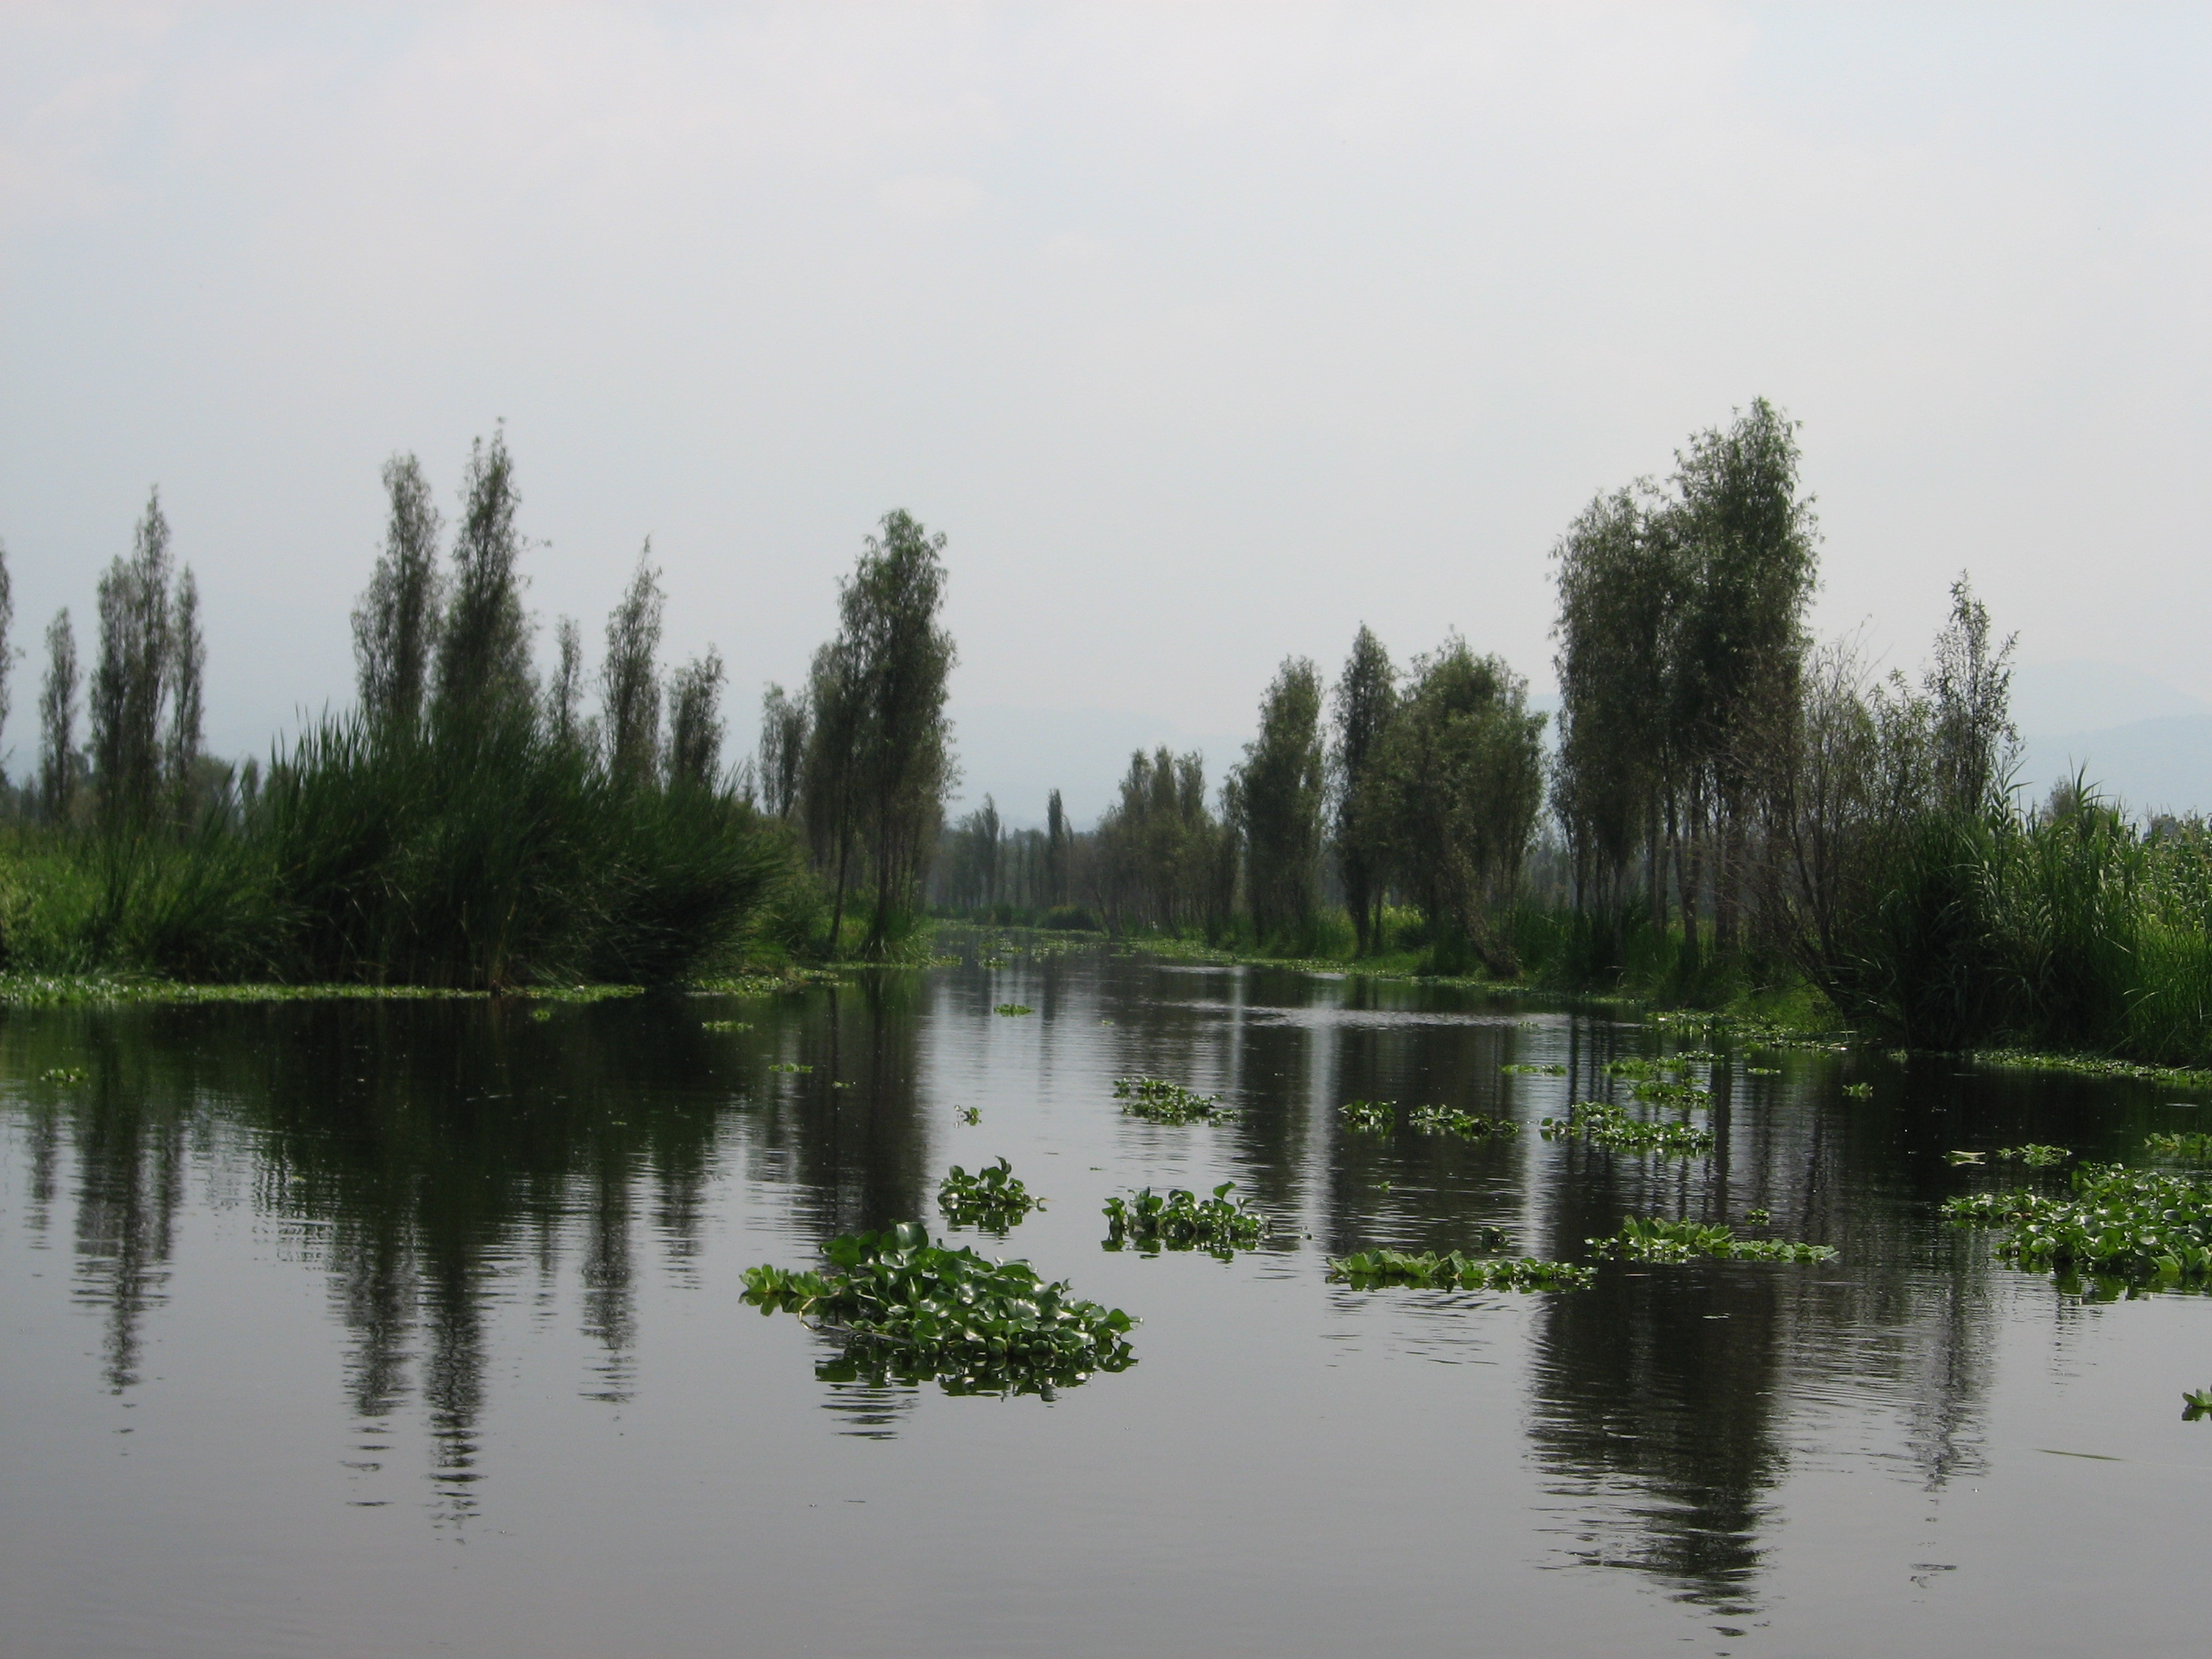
[3,937,2208,1657]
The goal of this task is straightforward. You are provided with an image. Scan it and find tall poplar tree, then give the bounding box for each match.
[758,683,809,820]
[168,566,205,825]
[434,428,533,730]
[1330,626,1397,954]
[352,453,444,735]
[666,649,726,789]
[1237,656,1326,943]
[90,489,174,833]
[39,609,77,822]
[601,548,664,788]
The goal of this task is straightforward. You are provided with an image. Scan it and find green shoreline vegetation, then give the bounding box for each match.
[14,403,2212,1084]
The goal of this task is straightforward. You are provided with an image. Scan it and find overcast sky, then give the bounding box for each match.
[4,3,2208,820]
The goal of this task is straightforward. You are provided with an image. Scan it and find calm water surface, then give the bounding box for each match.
[5,939,2211,1657]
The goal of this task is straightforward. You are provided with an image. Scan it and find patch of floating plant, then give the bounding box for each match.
[1102,1182,1266,1257]
[937,1158,1041,1232]
[38,1066,88,1086]
[1339,1099,1394,1133]
[1994,1143,2070,1167]
[701,1019,752,1032]
[1587,1215,1836,1264]
[1604,1057,1691,1080]
[1843,1082,1874,1099]
[1540,1101,1716,1155]
[529,1006,555,1022]
[1500,1063,1566,1076]
[1114,1075,1233,1123]
[958,1105,980,1125]
[1646,1010,1851,1053]
[1408,1104,1518,1138]
[1628,1079,1712,1109]
[1972,1049,2212,1090]
[1327,1243,1592,1292]
[1744,1207,1772,1225]
[1943,1163,2212,1289]
[2144,1132,2212,1161]
[1745,1066,1781,1076]
[993,1003,1033,1016]
[768,1061,811,1074]
[2185,1388,2212,1421]
[742,1221,1134,1396]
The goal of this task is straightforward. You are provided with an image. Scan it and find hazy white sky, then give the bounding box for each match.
[3,3,2208,819]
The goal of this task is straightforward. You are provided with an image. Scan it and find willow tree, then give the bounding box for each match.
[1375,637,1546,972]
[757,683,809,819]
[1330,625,1397,954]
[1669,398,1818,951]
[601,548,664,788]
[1551,485,1674,921]
[434,427,533,731]
[167,567,204,826]
[352,452,444,736]
[666,648,727,789]
[842,511,958,954]
[40,609,77,823]
[1238,656,1326,944]
[91,489,175,833]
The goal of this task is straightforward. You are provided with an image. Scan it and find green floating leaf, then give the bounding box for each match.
[937,1157,1041,1232]
[993,1004,1033,1016]
[1540,1100,1714,1155]
[1339,1099,1394,1133]
[1102,1182,1266,1258]
[1588,1214,1835,1264]
[1944,1163,2212,1290]
[1114,1076,1232,1123]
[1408,1105,1518,1139]
[1328,1243,1589,1293]
[742,1222,1134,1396]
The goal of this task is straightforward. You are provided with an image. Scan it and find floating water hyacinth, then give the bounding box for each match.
[993,1004,1033,1016]
[1540,1101,1715,1155]
[1408,1105,1518,1138]
[701,1019,751,1032]
[1101,1183,1266,1257]
[1944,1163,2212,1288]
[937,1158,1040,1232]
[742,1221,1134,1396]
[1113,1076,1232,1123]
[1327,1246,1591,1293]
[769,1061,811,1074]
[2144,1132,2212,1161]
[2185,1388,2212,1421]
[38,1066,88,1086]
[1994,1144,2069,1167]
[1500,1063,1566,1076]
[1842,1082,1874,1099]
[1588,1215,1836,1264]
[1339,1099,1394,1133]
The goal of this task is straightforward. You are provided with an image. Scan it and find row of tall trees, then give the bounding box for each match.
[19,491,208,833]
[1551,398,1819,953]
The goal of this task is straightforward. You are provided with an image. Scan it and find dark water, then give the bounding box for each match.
[5,940,2210,1657]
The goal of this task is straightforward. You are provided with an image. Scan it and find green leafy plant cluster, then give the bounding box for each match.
[993,1003,1033,1016]
[1112,1075,1232,1123]
[38,1066,88,1086]
[1943,1163,2212,1287]
[936,1158,1040,1231]
[1842,1082,1874,1098]
[1327,1246,1591,1292]
[1500,1063,1566,1076]
[768,1061,811,1074]
[1408,1105,1517,1138]
[1339,1099,1394,1132]
[2144,1132,2212,1161]
[742,1221,1134,1393]
[1994,1143,2069,1167]
[701,1019,751,1032]
[1602,1057,1690,1079]
[1101,1183,1266,1257]
[1540,1100,1716,1155]
[1587,1214,1836,1263]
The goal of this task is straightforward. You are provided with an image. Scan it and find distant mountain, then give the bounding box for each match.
[2017,716,2212,818]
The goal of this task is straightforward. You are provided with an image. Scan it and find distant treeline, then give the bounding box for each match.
[5,430,957,984]
[934,398,2212,1065]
